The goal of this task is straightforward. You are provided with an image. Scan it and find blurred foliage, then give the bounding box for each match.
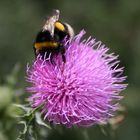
[15,104,51,140]
[0,0,140,140]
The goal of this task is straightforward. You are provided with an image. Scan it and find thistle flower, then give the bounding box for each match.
[27,30,127,127]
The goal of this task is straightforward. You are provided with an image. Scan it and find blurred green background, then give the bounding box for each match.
[0,0,140,140]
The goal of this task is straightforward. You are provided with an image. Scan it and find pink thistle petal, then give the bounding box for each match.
[26,30,127,127]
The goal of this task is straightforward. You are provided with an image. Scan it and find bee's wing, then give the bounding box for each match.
[43,9,60,36]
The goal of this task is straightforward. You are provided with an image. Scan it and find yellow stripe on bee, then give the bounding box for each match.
[35,42,58,49]
[55,22,65,31]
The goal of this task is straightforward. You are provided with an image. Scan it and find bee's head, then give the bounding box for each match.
[54,21,74,41]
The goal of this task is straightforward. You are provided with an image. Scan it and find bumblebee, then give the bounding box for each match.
[34,10,74,62]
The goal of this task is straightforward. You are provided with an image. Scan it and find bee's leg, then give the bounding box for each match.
[62,53,66,63]
[33,47,38,58]
[60,45,66,62]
